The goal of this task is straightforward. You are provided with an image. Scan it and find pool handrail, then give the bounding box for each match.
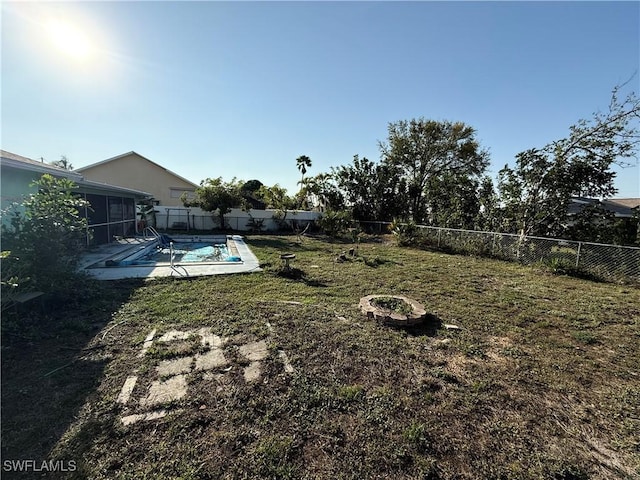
[142,226,161,240]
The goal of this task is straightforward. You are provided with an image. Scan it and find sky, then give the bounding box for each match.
[2,1,639,198]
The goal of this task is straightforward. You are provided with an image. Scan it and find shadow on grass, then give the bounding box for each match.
[246,234,361,254]
[1,278,144,479]
[246,236,301,252]
[362,256,402,268]
[275,267,328,287]
[404,314,442,337]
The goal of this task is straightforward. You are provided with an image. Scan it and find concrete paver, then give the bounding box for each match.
[239,340,269,361]
[243,361,262,382]
[141,375,188,407]
[157,357,193,377]
[194,349,228,371]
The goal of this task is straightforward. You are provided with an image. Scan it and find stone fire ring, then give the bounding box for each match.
[359,295,427,327]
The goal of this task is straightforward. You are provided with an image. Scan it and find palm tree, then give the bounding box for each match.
[295,155,312,184]
[50,155,73,170]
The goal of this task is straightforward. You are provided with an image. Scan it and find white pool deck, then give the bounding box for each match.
[80,235,262,280]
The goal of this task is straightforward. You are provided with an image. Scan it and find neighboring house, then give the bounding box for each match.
[568,197,639,218]
[1,150,152,245]
[608,198,640,211]
[76,151,198,207]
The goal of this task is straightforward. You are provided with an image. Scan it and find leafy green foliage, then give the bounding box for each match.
[0,250,31,312]
[380,118,490,223]
[245,214,266,233]
[295,154,312,182]
[1,174,89,298]
[258,184,297,230]
[302,172,345,212]
[426,172,480,229]
[332,155,408,221]
[391,219,419,246]
[318,209,352,237]
[185,177,245,229]
[240,179,264,194]
[475,176,501,232]
[498,86,640,239]
[371,296,413,314]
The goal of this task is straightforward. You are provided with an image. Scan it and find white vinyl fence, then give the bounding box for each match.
[149,206,321,233]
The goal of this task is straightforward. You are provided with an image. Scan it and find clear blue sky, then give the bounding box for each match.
[2,1,639,197]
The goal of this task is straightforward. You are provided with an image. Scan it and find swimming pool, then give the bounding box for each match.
[122,242,242,266]
[84,235,261,280]
[104,235,242,267]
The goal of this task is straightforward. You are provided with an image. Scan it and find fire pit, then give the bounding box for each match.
[359,295,427,327]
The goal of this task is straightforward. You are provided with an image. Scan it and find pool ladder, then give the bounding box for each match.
[142,226,161,240]
[143,226,175,267]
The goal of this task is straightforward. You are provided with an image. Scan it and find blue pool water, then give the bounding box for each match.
[115,241,242,266]
[148,242,241,263]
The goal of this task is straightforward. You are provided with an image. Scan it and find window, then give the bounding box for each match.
[170,188,196,199]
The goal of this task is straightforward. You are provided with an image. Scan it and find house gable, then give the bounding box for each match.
[77,152,198,206]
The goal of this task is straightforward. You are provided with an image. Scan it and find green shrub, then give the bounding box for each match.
[390,219,419,246]
[1,174,90,302]
[318,209,351,237]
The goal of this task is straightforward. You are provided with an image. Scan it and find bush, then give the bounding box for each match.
[1,174,90,304]
[318,210,352,237]
[390,219,419,246]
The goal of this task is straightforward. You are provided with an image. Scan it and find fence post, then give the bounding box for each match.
[437,228,441,247]
[576,242,582,268]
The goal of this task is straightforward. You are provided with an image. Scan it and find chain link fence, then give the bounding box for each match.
[354,221,640,283]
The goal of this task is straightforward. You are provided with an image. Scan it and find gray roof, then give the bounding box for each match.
[1,150,152,198]
[609,198,640,209]
[1,150,84,181]
[569,197,637,218]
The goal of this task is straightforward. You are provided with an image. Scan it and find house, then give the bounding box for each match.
[608,198,640,211]
[568,197,639,218]
[1,150,152,245]
[76,152,198,207]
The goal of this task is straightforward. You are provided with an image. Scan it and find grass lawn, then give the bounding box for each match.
[2,234,639,479]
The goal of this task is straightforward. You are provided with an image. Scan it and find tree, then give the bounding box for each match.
[241,179,264,194]
[302,173,345,212]
[296,155,312,184]
[240,179,266,210]
[380,118,490,223]
[426,172,480,229]
[50,155,73,170]
[257,184,297,229]
[332,155,407,221]
[475,176,500,232]
[498,85,640,239]
[185,177,244,229]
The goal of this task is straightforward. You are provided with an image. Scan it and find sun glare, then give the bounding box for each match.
[45,19,92,60]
